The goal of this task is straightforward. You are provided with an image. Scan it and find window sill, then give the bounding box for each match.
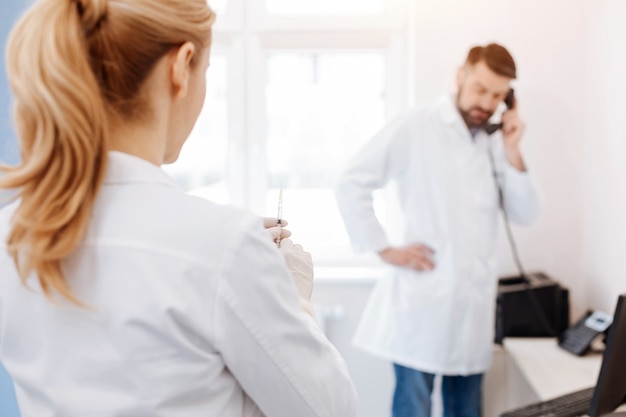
[314,266,386,284]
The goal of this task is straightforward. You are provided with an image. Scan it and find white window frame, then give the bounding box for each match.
[196,0,413,265]
[247,0,407,32]
[245,33,408,215]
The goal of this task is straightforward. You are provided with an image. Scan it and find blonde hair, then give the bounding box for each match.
[0,0,215,304]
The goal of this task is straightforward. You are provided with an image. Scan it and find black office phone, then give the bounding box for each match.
[484,89,515,135]
[558,310,613,356]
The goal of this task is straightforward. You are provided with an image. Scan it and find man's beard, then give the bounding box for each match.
[456,90,495,129]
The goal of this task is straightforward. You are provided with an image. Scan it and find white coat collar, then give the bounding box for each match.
[438,93,465,127]
[438,94,488,142]
[104,151,180,189]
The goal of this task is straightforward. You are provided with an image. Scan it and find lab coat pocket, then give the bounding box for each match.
[395,261,451,311]
[470,256,498,289]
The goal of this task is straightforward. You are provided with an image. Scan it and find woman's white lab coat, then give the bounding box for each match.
[336,95,540,375]
[0,151,357,417]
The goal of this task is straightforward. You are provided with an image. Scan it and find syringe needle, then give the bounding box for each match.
[276,187,283,247]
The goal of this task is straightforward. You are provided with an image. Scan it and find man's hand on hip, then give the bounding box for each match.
[378,244,436,271]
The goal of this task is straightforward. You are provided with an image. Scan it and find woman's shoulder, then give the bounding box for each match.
[149,189,260,239]
[156,195,266,270]
[174,193,257,232]
[90,187,264,269]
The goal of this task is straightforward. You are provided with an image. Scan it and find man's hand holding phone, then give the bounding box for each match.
[501,93,526,171]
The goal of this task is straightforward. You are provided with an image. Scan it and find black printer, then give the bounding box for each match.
[495,272,570,344]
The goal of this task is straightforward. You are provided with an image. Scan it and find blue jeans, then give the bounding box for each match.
[392,363,483,417]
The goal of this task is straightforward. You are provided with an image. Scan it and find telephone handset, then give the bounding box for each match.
[484,88,515,135]
[558,310,613,356]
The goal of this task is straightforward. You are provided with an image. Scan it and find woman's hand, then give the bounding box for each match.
[279,238,316,317]
[263,217,291,246]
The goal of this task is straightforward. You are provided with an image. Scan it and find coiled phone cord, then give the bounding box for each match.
[487,142,558,338]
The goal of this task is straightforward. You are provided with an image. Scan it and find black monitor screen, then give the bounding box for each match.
[589,294,626,417]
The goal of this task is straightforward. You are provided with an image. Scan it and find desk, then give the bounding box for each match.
[483,338,603,416]
[504,338,603,400]
[484,337,626,417]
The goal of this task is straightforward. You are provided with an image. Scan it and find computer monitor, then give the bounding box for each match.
[588,294,626,416]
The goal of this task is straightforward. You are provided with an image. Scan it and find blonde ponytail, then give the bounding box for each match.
[1,0,215,304]
[1,0,108,305]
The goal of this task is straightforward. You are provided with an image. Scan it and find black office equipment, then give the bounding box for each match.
[559,310,612,356]
[500,293,626,417]
[501,387,595,417]
[588,294,626,416]
[495,272,570,344]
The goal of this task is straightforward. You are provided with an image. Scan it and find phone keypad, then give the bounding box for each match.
[558,324,599,356]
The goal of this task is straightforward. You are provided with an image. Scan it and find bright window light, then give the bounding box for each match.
[264,52,387,262]
[266,0,384,15]
[164,54,229,204]
[210,0,228,15]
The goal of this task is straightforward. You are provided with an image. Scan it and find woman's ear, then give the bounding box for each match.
[171,42,196,99]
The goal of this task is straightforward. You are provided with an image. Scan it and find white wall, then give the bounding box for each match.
[583,1,626,313]
[410,0,590,316]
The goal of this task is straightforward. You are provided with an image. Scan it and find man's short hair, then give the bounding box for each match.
[465,43,516,79]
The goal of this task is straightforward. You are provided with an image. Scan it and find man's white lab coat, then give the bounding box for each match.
[0,151,357,417]
[336,95,540,375]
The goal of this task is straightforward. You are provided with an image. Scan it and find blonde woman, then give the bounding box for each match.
[0,0,357,416]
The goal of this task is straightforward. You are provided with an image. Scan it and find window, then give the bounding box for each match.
[263,52,386,262]
[165,54,229,204]
[165,0,409,265]
[265,0,384,15]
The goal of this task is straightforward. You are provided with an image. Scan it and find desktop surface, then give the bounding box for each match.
[501,294,626,417]
[503,338,603,401]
